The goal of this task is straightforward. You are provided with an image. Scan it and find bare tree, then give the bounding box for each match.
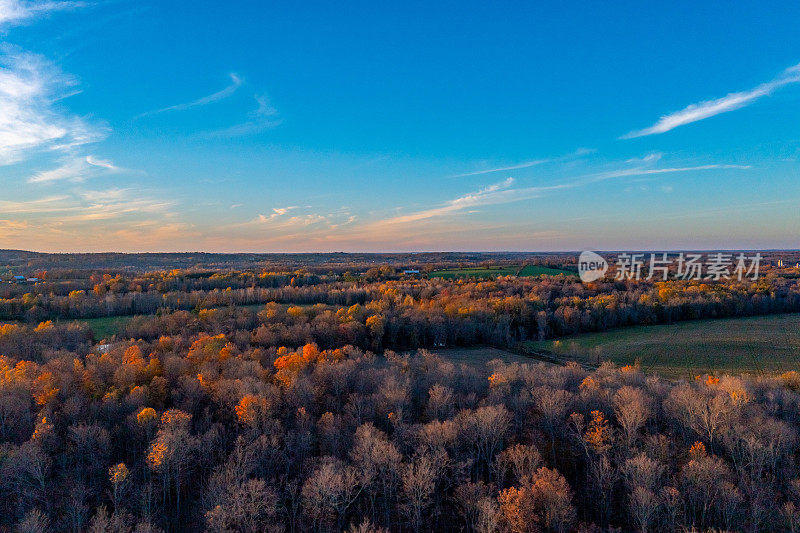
[613,386,650,449]
[205,478,278,533]
[15,509,49,533]
[350,423,402,527]
[476,496,500,533]
[493,444,542,487]
[666,384,733,451]
[401,453,439,532]
[629,486,658,533]
[533,386,573,460]
[458,405,512,479]
[303,456,361,531]
[427,384,455,421]
[346,517,388,533]
[680,442,731,529]
[622,453,663,493]
[86,506,132,533]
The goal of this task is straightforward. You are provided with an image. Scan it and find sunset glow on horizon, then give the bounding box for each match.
[2,1,800,252]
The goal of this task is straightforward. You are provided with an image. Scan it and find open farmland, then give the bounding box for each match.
[76,315,141,341]
[428,266,520,279]
[429,264,574,279]
[522,313,800,378]
[516,264,577,277]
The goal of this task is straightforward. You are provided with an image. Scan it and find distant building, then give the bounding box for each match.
[778,259,784,267]
[403,269,420,275]
[12,275,25,283]
[27,278,39,283]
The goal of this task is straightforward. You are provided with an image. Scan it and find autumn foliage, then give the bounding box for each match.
[0,260,800,531]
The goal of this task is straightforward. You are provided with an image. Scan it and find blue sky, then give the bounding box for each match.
[1,0,799,252]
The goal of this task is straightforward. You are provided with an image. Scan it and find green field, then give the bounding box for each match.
[429,266,520,279]
[429,264,574,279]
[522,313,800,378]
[68,315,141,341]
[516,264,576,277]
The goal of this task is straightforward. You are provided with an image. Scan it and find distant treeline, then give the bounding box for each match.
[3,271,799,354]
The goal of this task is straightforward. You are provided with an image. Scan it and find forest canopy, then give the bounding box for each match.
[1,253,800,531]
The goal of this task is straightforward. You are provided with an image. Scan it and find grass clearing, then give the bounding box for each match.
[425,346,537,367]
[429,266,520,279]
[522,313,800,378]
[429,264,574,279]
[68,315,141,341]
[516,264,576,277]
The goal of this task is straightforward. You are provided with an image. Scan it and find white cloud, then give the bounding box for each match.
[261,206,298,219]
[254,207,326,228]
[28,154,120,182]
[227,206,356,238]
[85,155,118,170]
[450,159,552,178]
[0,0,82,29]
[0,187,184,252]
[0,194,68,212]
[371,162,750,228]
[78,187,129,201]
[0,188,174,220]
[579,163,751,184]
[375,177,555,226]
[623,62,800,138]
[202,94,281,137]
[0,47,105,165]
[135,73,243,118]
[626,152,662,165]
[450,148,595,178]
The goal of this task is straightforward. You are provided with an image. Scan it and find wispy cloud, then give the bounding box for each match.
[449,148,594,178]
[0,194,69,213]
[0,46,105,165]
[623,62,800,138]
[201,94,281,137]
[85,155,117,170]
[626,152,662,165]
[28,154,121,183]
[0,188,173,217]
[253,210,327,229]
[221,205,357,241]
[371,161,749,229]
[134,73,243,119]
[0,0,83,29]
[579,163,751,184]
[0,188,186,252]
[374,177,557,226]
[450,159,552,178]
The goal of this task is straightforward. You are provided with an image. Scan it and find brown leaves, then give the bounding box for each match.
[497,467,576,533]
[584,410,612,455]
